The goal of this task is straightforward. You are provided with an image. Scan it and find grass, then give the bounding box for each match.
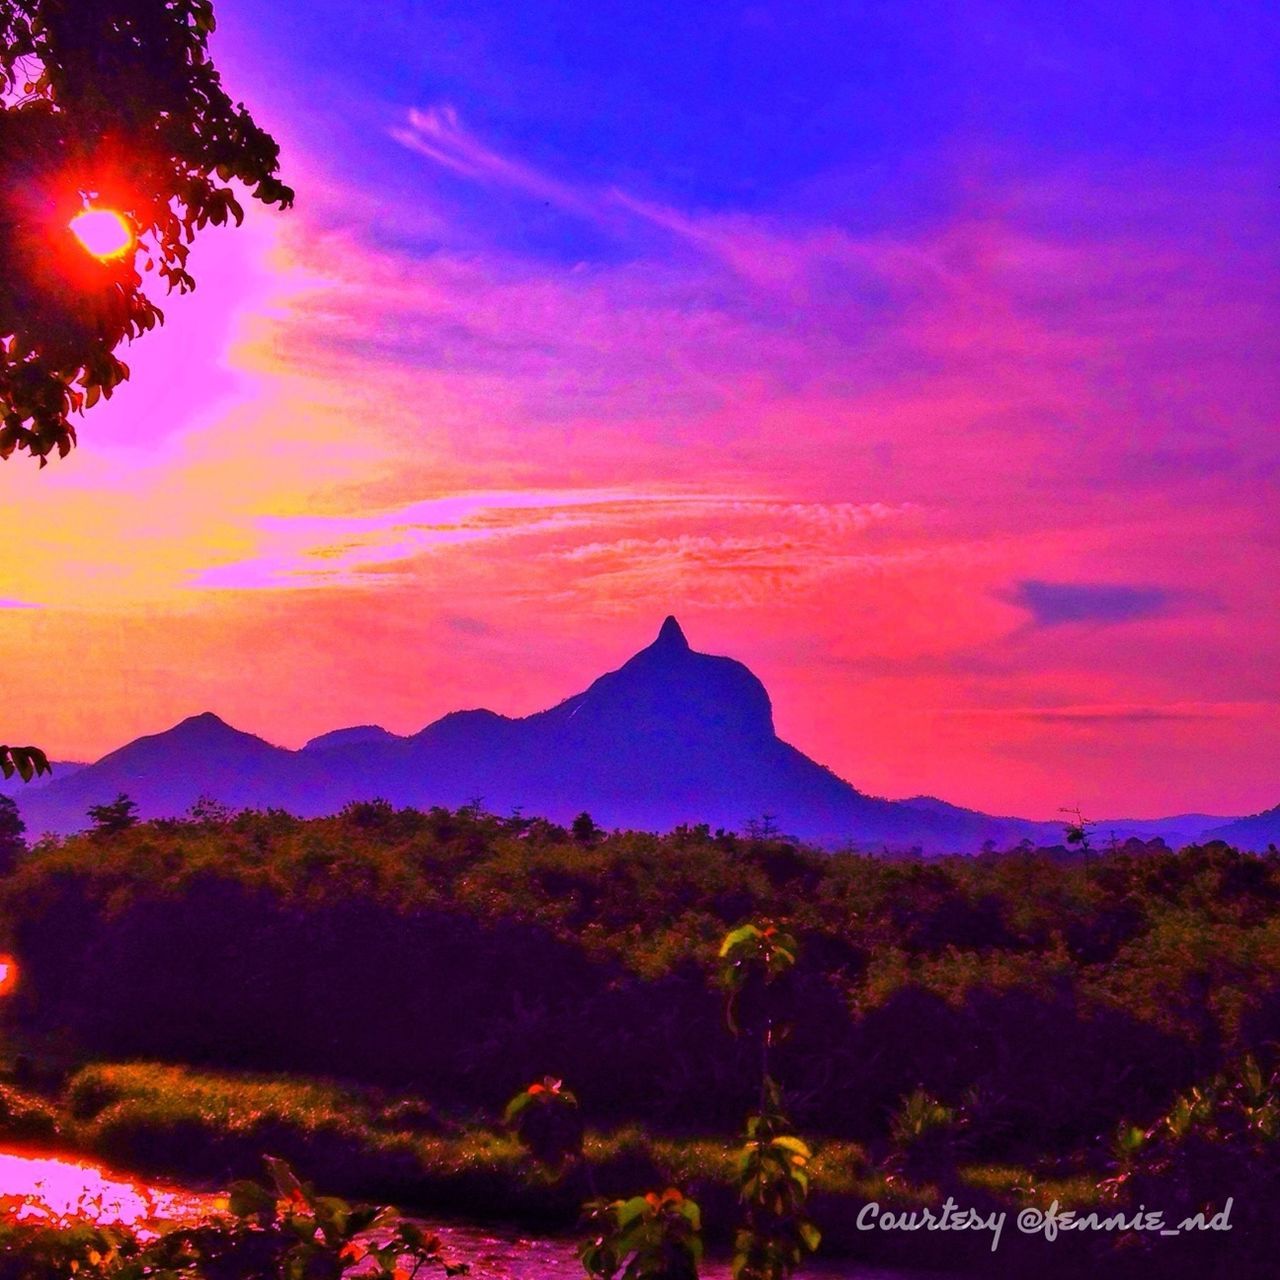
[64,1065,762,1224]
[0,1082,61,1146]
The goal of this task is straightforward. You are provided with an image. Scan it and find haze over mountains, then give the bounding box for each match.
[8,617,1274,851]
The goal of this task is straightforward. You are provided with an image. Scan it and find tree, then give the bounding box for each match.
[0,0,293,463]
[745,814,780,840]
[572,811,600,845]
[87,791,139,836]
[0,794,25,873]
[187,792,233,825]
[1059,804,1094,863]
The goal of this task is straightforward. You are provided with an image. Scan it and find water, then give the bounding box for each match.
[0,1146,943,1279]
[405,1224,942,1280]
[0,1147,210,1240]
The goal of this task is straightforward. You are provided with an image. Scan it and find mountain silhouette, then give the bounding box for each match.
[1207,806,1280,849]
[11,618,1257,851]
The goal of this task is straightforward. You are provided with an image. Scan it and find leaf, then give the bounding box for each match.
[504,1091,532,1122]
[397,1221,426,1250]
[770,1136,812,1158]
[719,925,762,957]
[0,746,51,783]
[263,1154,306,1206]
[227,1179,275,1221]
[616,1196,651,1228]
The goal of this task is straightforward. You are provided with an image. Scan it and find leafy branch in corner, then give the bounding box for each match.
[0,744,49,782]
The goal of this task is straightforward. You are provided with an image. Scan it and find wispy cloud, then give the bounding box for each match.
[390,105,888,291]
[193,492,910,592]
[392,106,601,221]
[946,701,1272,724]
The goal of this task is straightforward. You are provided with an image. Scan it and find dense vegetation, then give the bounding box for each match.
[5,807,1278,1146]
[3,805,1280,1275]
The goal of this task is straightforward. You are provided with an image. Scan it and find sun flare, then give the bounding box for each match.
[69,207,135,260]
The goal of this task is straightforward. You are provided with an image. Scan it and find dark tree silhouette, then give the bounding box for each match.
[572,811,601,845]
[87,791,139,836]
[0,793,25,873]
[0,0,293,463]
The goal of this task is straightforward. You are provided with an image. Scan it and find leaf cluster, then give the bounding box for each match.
[580,1188,703,1280]
[504,1076,585,1169]
[0,744,49,782]
[731,1084,819,1280]
[0,0,292,461]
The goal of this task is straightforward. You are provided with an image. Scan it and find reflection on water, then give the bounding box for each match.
[0,1148,210,1239]
[418,1222,939,1280]
[0,1147,942,1279]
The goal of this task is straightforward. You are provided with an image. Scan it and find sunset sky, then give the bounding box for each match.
[3,0,1277,818]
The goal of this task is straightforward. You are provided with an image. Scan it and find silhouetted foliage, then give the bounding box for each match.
[1,812,1277,1163]
[85,790,138,836]
[0,794,24,874]
[0,0,292,462]
[505,1076,584,1169]
[573,811,602,845]
[0,744,48,782]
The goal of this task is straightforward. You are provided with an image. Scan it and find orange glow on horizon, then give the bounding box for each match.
[69,207,134,260]
[0,955,16,997]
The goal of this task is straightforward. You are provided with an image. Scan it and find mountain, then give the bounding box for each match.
[17,713,327,832]
[1085,814,1234,848]
[897,796,1063,848]
[303,725,402,752]
[10,618,1268,851]
[1206,806,1280,849]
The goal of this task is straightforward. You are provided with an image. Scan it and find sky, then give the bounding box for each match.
[2,0,1278,818]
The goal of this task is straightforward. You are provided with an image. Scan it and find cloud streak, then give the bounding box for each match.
[1009,580,1177,627]
[193,492,910,592]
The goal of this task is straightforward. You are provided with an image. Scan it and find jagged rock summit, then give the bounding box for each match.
[655,614,689,649]
[535,615,775,745]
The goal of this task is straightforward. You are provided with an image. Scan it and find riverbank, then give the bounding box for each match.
[0,1061,1112,1276]
[0,1143,952,1280]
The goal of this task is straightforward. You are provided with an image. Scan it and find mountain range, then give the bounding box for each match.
[7,617,1275,851]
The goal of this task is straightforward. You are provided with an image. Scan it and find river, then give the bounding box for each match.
[0,1146,949,1280]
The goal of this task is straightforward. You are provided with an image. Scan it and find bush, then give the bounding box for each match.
[0,1082,59,1144]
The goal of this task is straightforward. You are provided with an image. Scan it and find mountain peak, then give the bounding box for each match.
[175,712,232,733]
[654,615,689,651]
[304,724,400,752]
[538,614,775,744]
[159,712,272,750]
